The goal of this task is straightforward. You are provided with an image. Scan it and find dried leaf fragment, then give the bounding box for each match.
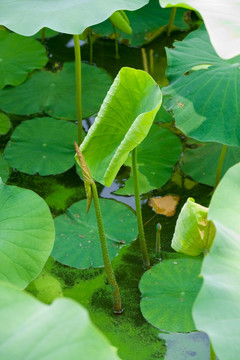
[148,195,180,217]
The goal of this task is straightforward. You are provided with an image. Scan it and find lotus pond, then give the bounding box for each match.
[0,1,239,360]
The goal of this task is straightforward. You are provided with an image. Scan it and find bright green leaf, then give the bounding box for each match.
[0,0,149,36]
[0,31,48,89]
[80,67,162,187]
[180,142,240,186]
[52,198,137,268]
[0,184,55,289]
[110,11,132,34]
[0,62,112,120]
[171,198,215,256]
[0,282,120,360]
[193,162,240,360]
[4,117,78,176]
[139,256,203,332]
[160,0,240,59]
[163,27,240,146]
[115,125,182,195]
[0,113,11,135]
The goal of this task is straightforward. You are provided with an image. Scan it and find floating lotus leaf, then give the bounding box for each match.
[180,142,240,186]
[139,256,202,332]
[92,0,188,46]
[0,0,148,36]
[0,62,112,120]
[4,117,78,176]
[0,154,9,183]
[115,125,182,195]
[193,163,240,360]
[0,282,119,360]
[0,184,55,289]
[163,27,240,147]
[52,198,137,269]
[79,67,162,187]
[0,31,48,89]
[160,0,240,59]
[171,198,215,256]
[0,113,11,135]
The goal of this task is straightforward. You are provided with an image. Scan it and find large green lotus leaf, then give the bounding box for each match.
[139,257,202,332]
[0,154,10,183]
[193,163,240,360]
[0,0,148,36]
[171,198,215,256]
[0,31,48,89]
[80,67,162,187]
[0,62,112,120]
[159,332,210,360]
[0,282,119,360]
[52,198,137,269]
[180,142,240,186]
[115,125,182,195]
[0,113,11,135]
[0,184,55,289]
[163,27,240,147]
[4,117,78,176]
[160,0,240,59]
[92,0,187,47]
[154,105,173,123]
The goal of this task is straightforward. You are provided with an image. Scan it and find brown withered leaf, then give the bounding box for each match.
[148,195,180,217]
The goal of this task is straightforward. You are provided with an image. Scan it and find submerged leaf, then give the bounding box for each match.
[80,67,162,187]
[0,113,11,135]
[148,195,180,216]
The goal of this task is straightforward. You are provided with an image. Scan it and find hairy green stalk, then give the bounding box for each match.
[141,48,149,74]
[73,35,83,145]
[214,144,228,190]
[88,29,93,65]
[132,148,150,268]
[167,7,177,36]
[41,27,45,43]
[155,223,162,260]
[210,343,216,360]
[112,24,120,59]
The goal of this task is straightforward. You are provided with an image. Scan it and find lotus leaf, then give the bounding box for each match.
[0,282,120,359]
[52,198,137,268]
[0,0,148,36]
[115,125,182,195]
[0,62,112,120]
[163,27,240,147]
[193,162,240,360]
[0,154,9,183]
[180,142,240,186]
[159,0,240,59]
[4,117,78,176]
[0,31,48,89]
[171,198,215,256]
[139,256,202,332]
[79,67,162,187]
[0,113,11,135]
[0,184,55,289]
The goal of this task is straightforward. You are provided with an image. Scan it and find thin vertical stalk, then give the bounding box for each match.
[41,27,45,43]
[112,24,120,59]
[214,144,228,190]
[155,223,162,260]
[91,182,123,314]
[73,34,82,145]
[141,48,149,74]
[149,49,154,76]
[88,30,93,65]
[210,343,216,360]
[167,7,177,36]
[132,148,150,268]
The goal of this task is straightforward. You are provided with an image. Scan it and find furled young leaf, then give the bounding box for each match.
[92,0,188,47]
[0,282,120,360]
[171,198,215,256]
[52,198,137,269]
[110,11,132,34]
[0,62,112,120]
[139,256,202,332]
[0,113,11,135]
[193,162,240,360]
[4,117,78,176]
[163,27,240,147]
[0,31,48,89]
[0,184,55,289]
[180,142,240,186]
[115,125,182,195]
[80,67,162,187]
[159,0,240,59]
[0,0,149,36]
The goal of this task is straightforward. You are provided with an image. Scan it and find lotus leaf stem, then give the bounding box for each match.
[210,342,216,360]
[155,223,162,260]
[91,182,123,314]
[214,144,228,190]
[73,34,83,145]
[141,48,149,74]
[41,27,45,43]
[149,49,154,76]
[132,148,150,268]
[112,24,120,59]
[167,7,177,36]
[88,29,93,65]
